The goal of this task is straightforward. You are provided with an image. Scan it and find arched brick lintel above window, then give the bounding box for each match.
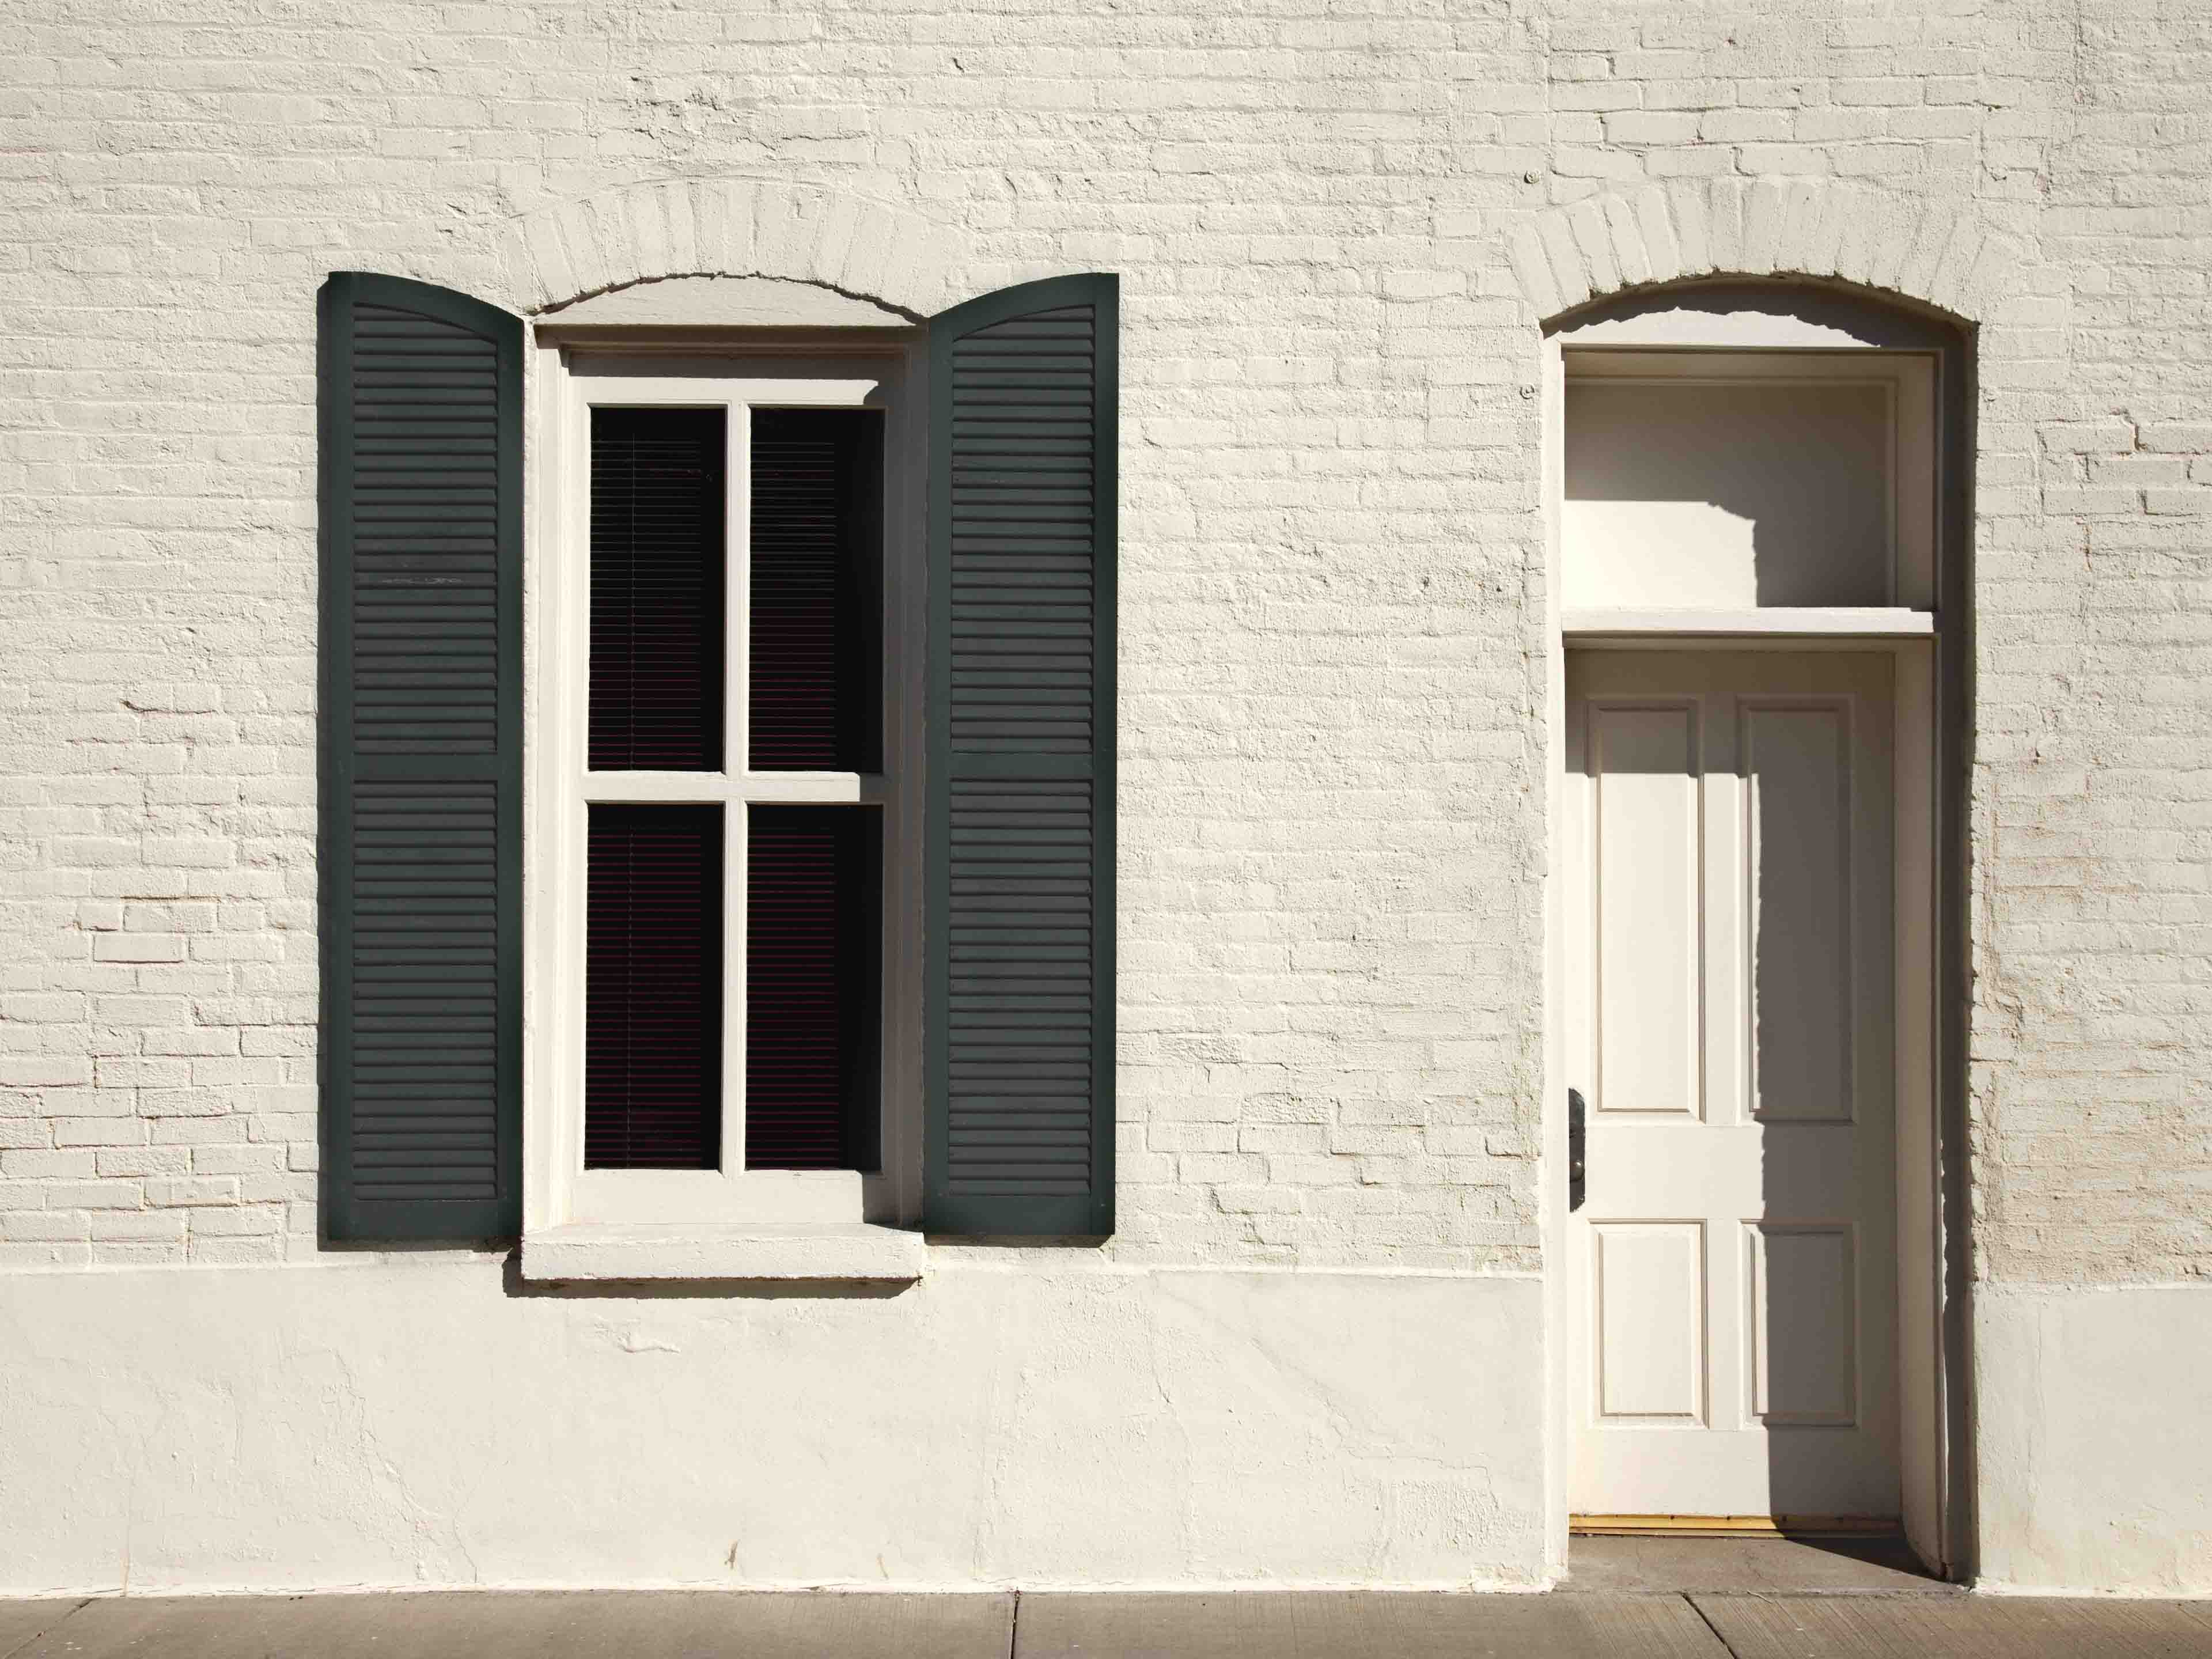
[478,176,1005,322]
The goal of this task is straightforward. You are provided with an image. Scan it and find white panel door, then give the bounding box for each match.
[1567,650,1900,1521]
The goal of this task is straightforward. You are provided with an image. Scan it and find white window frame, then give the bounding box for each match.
[523,347,925,1236]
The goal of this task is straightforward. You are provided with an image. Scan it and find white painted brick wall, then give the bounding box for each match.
[0,0,2203,1286]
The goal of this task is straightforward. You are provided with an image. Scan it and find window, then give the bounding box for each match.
[319,270,1118,1259]
[532,358,922,1229]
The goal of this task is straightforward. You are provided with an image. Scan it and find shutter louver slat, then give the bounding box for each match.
[944,305,1100,760]
[946,774,1094,1197]
[320,273,522,1241]
[350,781,500,1202]
[927,276,1118,1237]
[348,301,503,758]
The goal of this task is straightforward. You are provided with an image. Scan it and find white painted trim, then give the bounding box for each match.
[1565,608,1934,640]
[520,1221,925,1282]
[1892,639,1943,1569]
[580,771,887,805]
[562,370,888,405]
[523,345,928,1251]
[522,337,572,1236]
[569,1168,866,1227]
[1539,331,1572,1583]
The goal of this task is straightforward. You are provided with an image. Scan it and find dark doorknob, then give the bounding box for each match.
[1568,1088,1587,1212]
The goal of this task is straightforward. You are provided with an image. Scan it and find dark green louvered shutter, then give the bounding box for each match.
[926,274,1118,1236]
[318,272,522,1240]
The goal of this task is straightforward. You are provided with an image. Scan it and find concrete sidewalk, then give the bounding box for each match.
[5,1589,2212,1658]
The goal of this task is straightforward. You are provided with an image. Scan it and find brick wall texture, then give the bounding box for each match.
[0,0,2205,1286]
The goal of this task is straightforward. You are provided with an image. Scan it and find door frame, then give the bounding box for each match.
[1536,283,1973,1581]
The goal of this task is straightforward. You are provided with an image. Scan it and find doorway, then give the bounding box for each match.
[1541,293,1969,1570]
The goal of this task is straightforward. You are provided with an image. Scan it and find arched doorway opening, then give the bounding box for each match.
[1540,279,1974,1580]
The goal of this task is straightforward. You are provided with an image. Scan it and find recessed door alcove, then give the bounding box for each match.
[1541,279,1971,1585]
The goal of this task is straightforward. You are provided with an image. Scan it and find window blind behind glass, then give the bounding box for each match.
[749,408,882,772]
[590,407,726,772]
[585,804,722,1169]
[747,805,880,1171]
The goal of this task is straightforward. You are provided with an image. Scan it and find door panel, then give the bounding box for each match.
[1744,706,1853,1123]
[1591,704,1703,1120]
[1567,650,1900,1521]
[1595,1221,1707,1422]
[1749,1223,1857,1425]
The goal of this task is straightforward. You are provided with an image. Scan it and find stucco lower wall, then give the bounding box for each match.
[0,1262,1546,1595]
[1975,1285,2212,1597]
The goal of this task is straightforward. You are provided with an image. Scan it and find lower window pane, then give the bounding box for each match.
[747,806,880,1171]
[586,805,722,1169]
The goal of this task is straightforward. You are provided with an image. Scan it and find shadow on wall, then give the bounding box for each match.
[1744,706,1884,1524]
[1565,378,1892,608]
[1559,282,1930,612]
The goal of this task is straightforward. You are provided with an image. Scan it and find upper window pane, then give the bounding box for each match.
[749,408,882,771]
[590,407,726,771]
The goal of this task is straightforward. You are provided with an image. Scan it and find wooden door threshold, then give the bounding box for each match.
[1571,1513,1902,1539]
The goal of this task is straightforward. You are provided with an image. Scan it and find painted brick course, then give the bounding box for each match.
[0,0,2205,1289]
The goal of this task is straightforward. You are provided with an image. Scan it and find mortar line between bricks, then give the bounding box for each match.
[0,1599,92,1659]
[1684,1592,1744,1659]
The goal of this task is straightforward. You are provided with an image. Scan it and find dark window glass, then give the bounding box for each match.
[586,805,722,1169]
[590,408,725,771]
[746,806,880,1169]
[749,410,882,771]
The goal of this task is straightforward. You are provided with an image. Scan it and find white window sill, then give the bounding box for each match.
[519,1222,926,1283]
